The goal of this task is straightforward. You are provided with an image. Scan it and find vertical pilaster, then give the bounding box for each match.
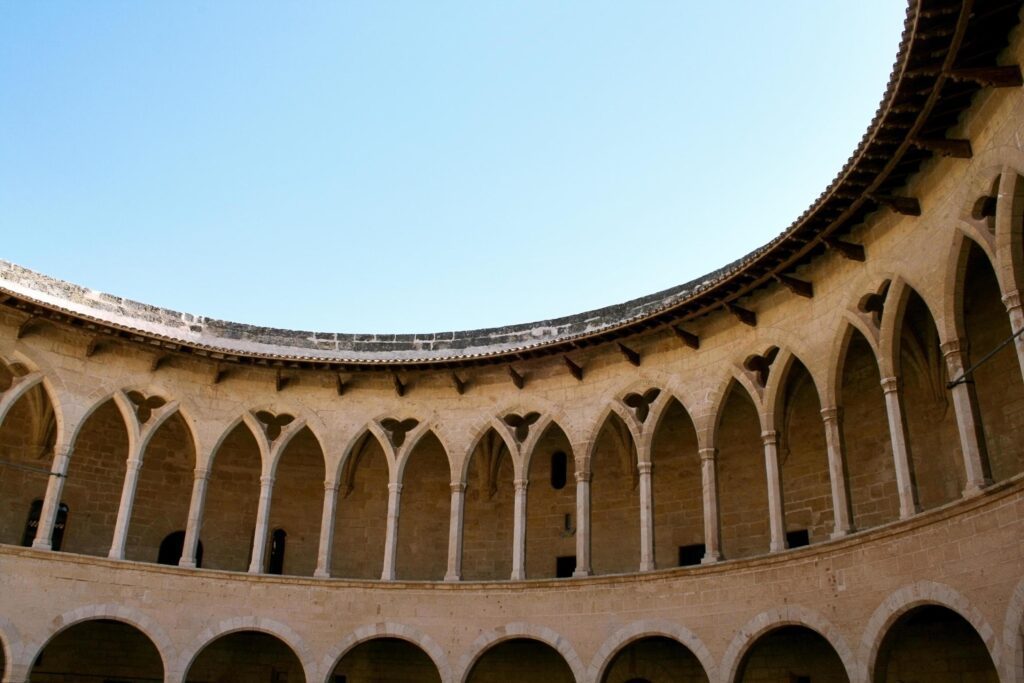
[510,478,528,580]
[108,455,143,559]
[699,447,722,563]
[179,467,210,568]
[762,430,787,552]
[573,469,591,577]
[445,482,467,582]
[32,446,71,550]
[380,482,402,580]
[248,475,275,574]
[820,407,854,537]
[880,376,920,518]
[942,340,994,496]
[637,461,655,571]
[314,480,340,578]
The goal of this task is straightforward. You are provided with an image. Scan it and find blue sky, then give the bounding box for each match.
[0,2,905,333]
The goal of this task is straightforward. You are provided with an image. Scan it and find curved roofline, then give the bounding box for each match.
[1,0,1018,370]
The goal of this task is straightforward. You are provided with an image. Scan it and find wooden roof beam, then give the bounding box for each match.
[949,65,1023,88]
[393,374,405,397]
[508,366,524,390]
[773,274,814,298]
[563,356,584,381]
[726,303,757,327]
[618,343,641,367]
[671,325,700,349]
[452,373,466,395]
[870,194,921,216]
[824,237,866,262]
[912,137,972,158]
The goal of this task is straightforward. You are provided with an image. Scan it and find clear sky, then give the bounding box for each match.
[0,2,905,334]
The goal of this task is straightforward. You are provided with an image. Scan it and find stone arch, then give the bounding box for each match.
[860,581,1001,683]
[321,622,452,683]
[1002,577,1024,683]
[265,412,328,480]
[178,615,315,683]
[26,604,174,679]
[763,347,826,430]
[944,229,1001,343]
[456,622,585,683]
[878,275,946,378]
[0,615,24,683]
[520,415,571,479]
[460,415,518,484]
[583,401,641,469]
[638,386,694,457]
[587,619,716,683]
[721,605,855,683]
[395,426,452,580]
[395,419,453,484]
[331,424,390,486]
[703,368,767,447]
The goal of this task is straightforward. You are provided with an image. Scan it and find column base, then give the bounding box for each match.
[830,528,854,541]
[769,541,787,553]
[313,569,330,579]
[510,570,525,581]
[31,539,52,551]
[639,561,655,572]
[107,549,125,560]
[963,480,993,498]
[443,573,461,582]
[572,569,590,578]
[178,560,196,569]
[701,552,721,565]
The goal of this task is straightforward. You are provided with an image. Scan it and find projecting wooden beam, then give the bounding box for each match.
[774,274,814,298]
[949,65,1023,88]
[275,369,289,392]
[870,194,921,216]
[150,354,169,373]
[912,137,972,159]
[508,366,524,390]
[336,375,347,396]
[213,365,229,385]
[671,325,700,349]
[726,303,757,327]
[618,343,641,367]
[393,374,405,397]
[85,335,106,358]
[451,373,466,395]
[563,356,584,381]
[824,237,866,262]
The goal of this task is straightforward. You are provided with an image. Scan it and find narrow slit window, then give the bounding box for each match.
[268,528,287,575]
[550,451,567,490]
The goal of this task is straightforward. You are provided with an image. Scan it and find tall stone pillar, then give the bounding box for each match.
[108,455,144,559]
[32,445,72,550]
[314,480,340,578]
[573,469,592,577]
[510,478,528,580]
[179,467,210,568]
[248,475,276,574]
[445,481,467,582]
[880,376,920,518]
[380,482,403,581]
[699,447,722,563]
[942,340,994,496]
[637,461,655,571]
[820,407,854,538]
[762,430,787,553]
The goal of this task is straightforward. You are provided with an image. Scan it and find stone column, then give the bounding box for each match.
[248,475,275,574]
[445,481,467,582]
[637,461,655,571]
[108,455,143,560]
[32,445,72,550]
[573,469,592,577]
[762,430,787,553]
[1003,290,1024,384]
[510,478,528,580]
[179,467,210,568]
[699,447,722,563]
[820,407,854,538]
[314,480,340,578]
[380,482,403,581]
[880,376,920,518]
[942,340,994,496]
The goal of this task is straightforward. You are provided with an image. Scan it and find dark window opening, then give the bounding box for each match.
[158,530,203,567]
[550,451,567,490]
[786,529,810,548]
[555,555,576,578]
[678,543,706,567]
[268,528,287,575]
[22,499,68,551]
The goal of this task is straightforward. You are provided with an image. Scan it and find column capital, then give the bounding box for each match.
[125,457,144,471]
[820,406,842,423]
[387,482,403,494]
[575,470,592,483]
[514,478,529,492]
[450,481,467,494]
[940,338,967,359]
[760,430,779,446]
[324,480,340,492]
[1002,289,1022,312]
[54,445,73,459]
[698,447,717,462]
[637,461,653,475]
[259,475,275,487]
[193,467,211,481]
[880,376,900,394]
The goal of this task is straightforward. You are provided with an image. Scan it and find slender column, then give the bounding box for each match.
[1003,291,1024,384]
[510,478,528,580]
[380,482,403,581]
[32,445,72,550]
[248,475,275,574]
[179,467,211,568]
[108,455,143,559]
[445,481,467,582]
[314,480,340,578]
[699,447,722,563]
[762,430,787,552]
[942,340,994,495]
[638,461,655,571]
[820,407,854,538]
[573,469,592,577]
[880,376,920,518]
